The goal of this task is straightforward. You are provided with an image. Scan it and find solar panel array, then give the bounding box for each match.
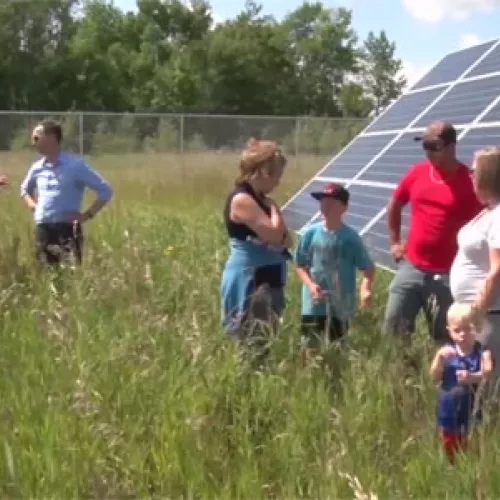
[282,38,500,271]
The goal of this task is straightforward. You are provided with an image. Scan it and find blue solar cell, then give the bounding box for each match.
[411,41,496,90]
[342,184,393,232]
[355,132,429,185]
[479,100,500,123]
[465,41,500,78]
[321,134,397,178]
[365,87,445,133]
[457,127,500,163]
[362,206,410,271]
[282,180,324,231]
[414,75,500,127]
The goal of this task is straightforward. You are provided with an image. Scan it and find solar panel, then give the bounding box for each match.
[282,179,326,231]
[365,87,445,133]
[465,43,500,78]
[321,135,396,178]
[355,131,433,184]
[458,126,500,162]
[282,134,397,230]
[282,37,500,272]
[332,183,393,231]
[414,75,500,127]
[362,207,411,271]
[411,41,496,91]
[283,180,394,233]
[479,100,500,123]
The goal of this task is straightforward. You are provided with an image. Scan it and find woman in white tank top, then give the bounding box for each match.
[449,146,500,400]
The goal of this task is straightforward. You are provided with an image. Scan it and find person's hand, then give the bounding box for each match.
[308,282,325,302]
[438,345,457,360]
[359,285,372,309]
[390,242,405,262]
[456,369,472,384]
[66,211,91,224]
[0,175,9,186]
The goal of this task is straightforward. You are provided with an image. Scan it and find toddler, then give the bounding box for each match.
[430,302,493,463]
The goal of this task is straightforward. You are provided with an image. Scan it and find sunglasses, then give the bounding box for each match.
[422,140,446,152]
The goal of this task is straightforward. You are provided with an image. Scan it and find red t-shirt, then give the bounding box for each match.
[393,160,483,273]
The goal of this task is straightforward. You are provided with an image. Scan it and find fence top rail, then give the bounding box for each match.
[0,110,367,121]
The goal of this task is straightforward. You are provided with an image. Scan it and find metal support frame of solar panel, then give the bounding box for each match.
[282,37,500,273]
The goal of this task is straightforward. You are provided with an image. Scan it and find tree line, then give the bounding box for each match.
[0,0,405,117]
[0,0,405,154]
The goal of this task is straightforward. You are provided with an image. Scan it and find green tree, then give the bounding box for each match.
[339,82,372,118]
[283,3,359,116]
[0,0,407,125]
[0,0,79,110]
[204,7,296,115]
[68,0,135,111]
[361,30,406,115]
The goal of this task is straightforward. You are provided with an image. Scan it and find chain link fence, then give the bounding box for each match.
[0,111,367,158]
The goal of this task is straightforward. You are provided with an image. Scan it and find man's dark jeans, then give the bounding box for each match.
[383,258,453,343]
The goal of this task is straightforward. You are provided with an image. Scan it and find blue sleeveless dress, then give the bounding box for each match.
[437,341,483,434]
[220,182,289,336]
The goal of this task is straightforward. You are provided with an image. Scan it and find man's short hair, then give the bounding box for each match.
[38,120,63,143]
[414,121,457,146]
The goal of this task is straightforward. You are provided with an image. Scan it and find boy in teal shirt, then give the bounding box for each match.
[294,183,375,355]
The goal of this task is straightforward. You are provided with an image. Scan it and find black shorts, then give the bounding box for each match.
[35,222,83,265]
[300,315,349,348]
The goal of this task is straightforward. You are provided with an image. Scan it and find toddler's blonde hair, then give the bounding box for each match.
[447,302,484,333]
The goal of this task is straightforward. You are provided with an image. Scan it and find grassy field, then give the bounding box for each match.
[1,150,500,498]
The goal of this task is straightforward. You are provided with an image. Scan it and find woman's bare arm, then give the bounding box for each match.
[230,193,289,246]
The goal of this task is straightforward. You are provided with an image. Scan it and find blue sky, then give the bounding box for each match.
[115,0,500,86]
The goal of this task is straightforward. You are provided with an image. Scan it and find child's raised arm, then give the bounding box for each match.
[430,345,456,383]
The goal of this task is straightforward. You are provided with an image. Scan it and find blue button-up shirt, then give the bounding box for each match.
[20,152,113,224]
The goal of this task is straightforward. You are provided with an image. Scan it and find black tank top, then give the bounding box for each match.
[223,182,271,240]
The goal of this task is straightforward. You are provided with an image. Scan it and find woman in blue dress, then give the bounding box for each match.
[220,138,293,354]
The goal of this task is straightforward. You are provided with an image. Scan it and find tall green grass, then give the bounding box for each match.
[0,151,499,498]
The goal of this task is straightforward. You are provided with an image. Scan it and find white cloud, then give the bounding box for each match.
[211,12,224,27]
[399,60,431,89]
[458,33,483,49]
[402,0,500,23]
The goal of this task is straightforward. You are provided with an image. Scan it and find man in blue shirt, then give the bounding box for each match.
[294,183,375,358]
[20,120,113,265]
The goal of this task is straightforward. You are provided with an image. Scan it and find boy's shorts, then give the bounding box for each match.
[300,315,349,349]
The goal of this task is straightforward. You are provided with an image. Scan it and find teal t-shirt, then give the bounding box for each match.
[294,221,374,320]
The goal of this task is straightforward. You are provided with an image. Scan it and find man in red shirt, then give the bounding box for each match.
[383,120,483,343]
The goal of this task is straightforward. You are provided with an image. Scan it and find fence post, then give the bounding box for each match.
[79,113,84,156]
[179,113,184,155]
[294,117,300,168]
